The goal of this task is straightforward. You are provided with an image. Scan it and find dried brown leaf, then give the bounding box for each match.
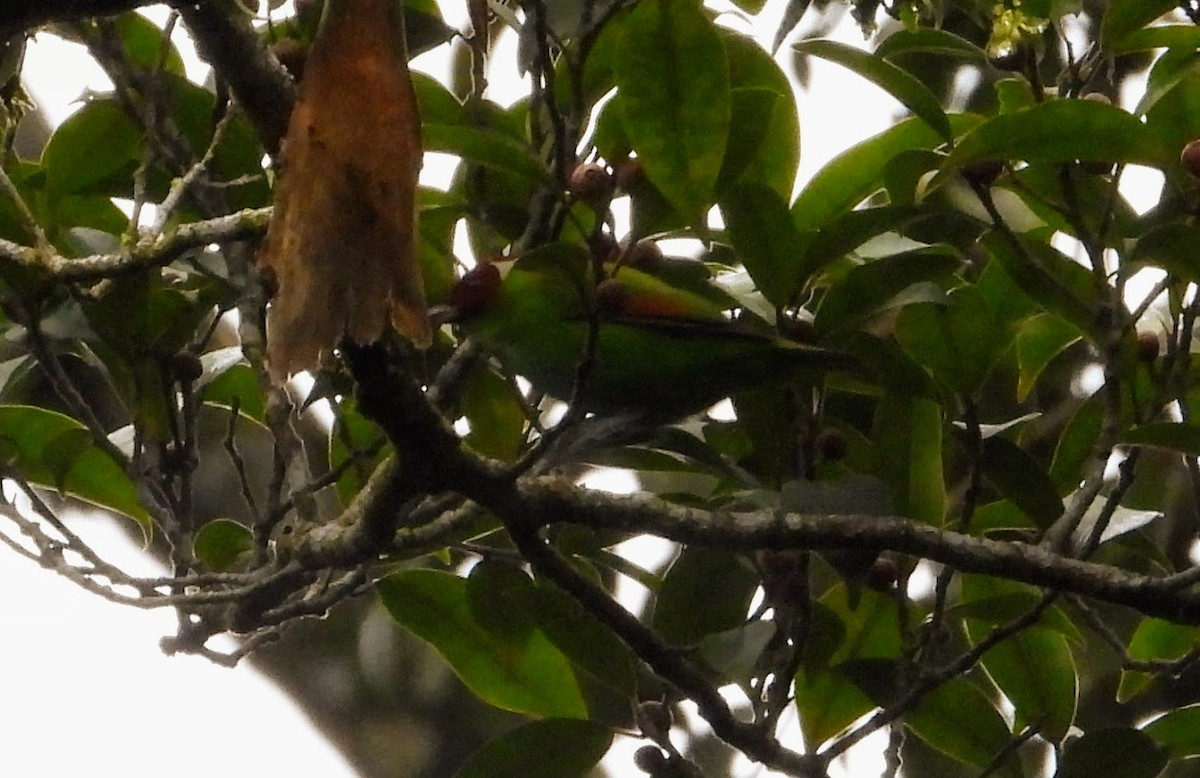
[260,0,430,380]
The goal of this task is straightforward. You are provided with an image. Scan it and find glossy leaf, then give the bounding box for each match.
[378,570,588,719]
[423,124,548,182]
[721,31,800,197]
[980,435,1064,528]
[43,101,141,199]
[1119,422,1200,456]
[460,365,527,461]
[193,519,254,572]
[1143,704,1200,759]
[720,182,807,307]
[793,114,981,235]
[615,0,730,218]
[873,396,946,524]
[905,677,1018,774]
[1099,0,1178,49]
[815,247,961,335]
[895,284,1010,395]
[652,547,759,644]
[874,28,990,63]
[454,718,612,778]
[1118,619,1200,702]
[794,39,951,141]
[1055,727,1167,778]
[935,101,1170,190]
[1015,314,1081,402]
[969,624,1077,744]
[0,405,150,532]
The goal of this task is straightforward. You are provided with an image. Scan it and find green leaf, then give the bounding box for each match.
[652,547,758,644]
[193,519,254,572]
[968,624,1078,744]
[1120,422,1200,455]
[934,101,1170,190]
[720,182,807,307]
[1099,0,1178,49]
[467,560,539,642]
[794,39,951,142]
[980,436,1064,528]
[905,677,1017,774]
[979,231,1099,340]
[1143,704,1200,759]
[461,365,527,461]
[454,719,612,778]
[1110,24,1200,55]
[1055,728,1167,778]
[43,101,142,199]
[793,114,982,234]
[1118,618,1200,702]
[874,28,990,63]
[1015,314,1082,402]
[378,570,588,719]
[697,621,776,680]
[953,576,1083,643]
[533,581,638,701]
[328,401,388,508]
[815,247,961,335]
[895,284,1009,395]
[0,405,151,532]
[1050,398,1102,493]
[721,31,800,197]
[424,124,548,182]
[1130,222,1200,281]
[873,396,945,524]
[112,12,186,75]
[616,0,730,217]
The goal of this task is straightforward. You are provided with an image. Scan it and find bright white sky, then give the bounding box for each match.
[7,1,1160,776]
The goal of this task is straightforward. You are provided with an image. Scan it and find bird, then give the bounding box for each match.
[442,244,862,421]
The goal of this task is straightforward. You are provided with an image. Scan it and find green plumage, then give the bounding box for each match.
[459,246,856,418]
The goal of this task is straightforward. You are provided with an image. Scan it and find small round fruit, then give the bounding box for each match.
[626,239,664,270]
[962,160,1004,187]
[866,557,899,591]
[1136,331,1160,362]
[615,156,644,191]
[448,263,502,316]
[590,231,619,262]
[595,277,630,314]
[634,745,668,774]
[568,163,614,208]
[170,351,204,384]
[636,701,673,740]
[1181,139,1200,179]
[815,428,848,462]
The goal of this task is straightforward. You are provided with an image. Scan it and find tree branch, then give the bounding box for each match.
[1,0,158,37]
[0,206,270,283]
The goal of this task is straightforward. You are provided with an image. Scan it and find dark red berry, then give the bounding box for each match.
[1136,331,1160,363]
[626,239,664,270]
[615,156,644,191]
[170,351,204,384]
[636,701,673,740]
[815,428,848,462]
[448,263,502,316]
[866,557,899,591]
[568,163,614,208]
[634,745,668,774]
[594,278,630,314]
[1181,139,1200,179]
[590,231,619,262]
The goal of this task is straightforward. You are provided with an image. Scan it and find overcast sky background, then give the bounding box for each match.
[1,1,1166,776]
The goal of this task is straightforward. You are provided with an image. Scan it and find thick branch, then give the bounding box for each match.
[170,0,295,156]
[504,481,1200,624]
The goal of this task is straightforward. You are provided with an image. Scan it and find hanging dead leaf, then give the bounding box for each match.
[260,0,430,380]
